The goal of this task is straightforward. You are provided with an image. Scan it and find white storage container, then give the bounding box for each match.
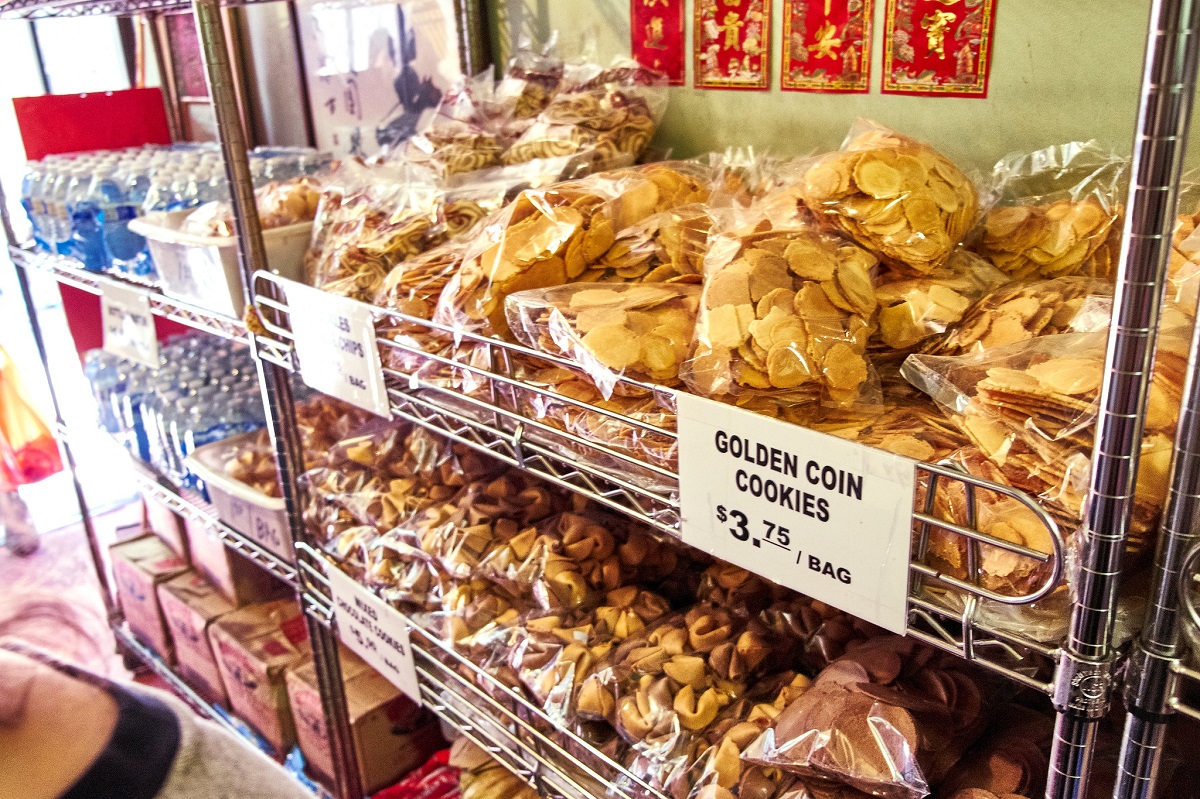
[129,210,311,318]
[186,435,293,564]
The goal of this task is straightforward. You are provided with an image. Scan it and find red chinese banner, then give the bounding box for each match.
[782,0,873,93]
[632,0,687,85]
[694,0,772,90]
[882,0,997,97]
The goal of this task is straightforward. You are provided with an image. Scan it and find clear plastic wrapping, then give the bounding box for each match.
[506,283,701,398]
[501,62,668,170]
[925,276,1112,357]
[182,175,323,237]
[306,160,444,301]
[872,249,1009,353]
[681,207,879,406]
[902,326,1188,562]
[434,162,712,338]
[971,141,1126,281]
[742,637,992,799]
[798,119,981,275]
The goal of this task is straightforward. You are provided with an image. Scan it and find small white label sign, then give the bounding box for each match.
[101,283,158,368]
[287,283,390,417]
[676,393,915,633]
[326,565,422,704]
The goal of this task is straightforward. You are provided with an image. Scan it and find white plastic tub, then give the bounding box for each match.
[186,434,293,564]
[129,210,311,318]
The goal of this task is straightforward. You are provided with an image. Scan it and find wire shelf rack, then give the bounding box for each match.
[300,548,675,799]
[0,0,278,18]
[10,247,250,343]
[255,273,1067,691]
[127,456,300,588]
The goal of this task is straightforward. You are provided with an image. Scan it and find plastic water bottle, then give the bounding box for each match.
[46,168,75,255]
[19,163,47,251]
[67,168,111,272]
[98,166,149,278]
[82,350,124,434]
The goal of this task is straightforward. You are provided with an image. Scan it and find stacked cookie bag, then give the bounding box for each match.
[682,204,880,407]
[799,119,980,276]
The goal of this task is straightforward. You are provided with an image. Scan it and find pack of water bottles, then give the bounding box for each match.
[19,144,332,283]
[82,331,306,496]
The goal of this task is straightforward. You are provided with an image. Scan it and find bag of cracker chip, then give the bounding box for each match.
[971,141,1127,281]
[506,283,701,399]
[434,162,712,338]
[901,329,1186,559]
[306,159,445,301]
[681,206,880,407]
[925,275,1113,357]
[501,60,668,171]
[798,119,980,275]
[872,248,1009,354]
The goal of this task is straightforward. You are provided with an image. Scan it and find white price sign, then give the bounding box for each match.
[287,283,389,417]
[676,393,915,633]
[101,283,158,368]
[327,565,422,704]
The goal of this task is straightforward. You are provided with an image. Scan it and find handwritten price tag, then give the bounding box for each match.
[327,565,421,704]
[101,283,158,368]
[286,282,389,417]
[676,393,915,633]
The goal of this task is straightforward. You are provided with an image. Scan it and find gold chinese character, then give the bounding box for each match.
[645,16,668,49]
[643,0,668,6]
[721,11,744,50]
[807,22,842,60]
[921,10,956,60]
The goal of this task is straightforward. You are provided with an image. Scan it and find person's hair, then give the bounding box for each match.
[0,592,105,727]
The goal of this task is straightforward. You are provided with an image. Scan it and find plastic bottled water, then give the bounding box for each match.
[19,162,47,251]
[67,167,111,272]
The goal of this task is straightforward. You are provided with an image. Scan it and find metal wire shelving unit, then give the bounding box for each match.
[6,0,1200,798]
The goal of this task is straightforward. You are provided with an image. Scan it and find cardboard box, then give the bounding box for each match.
[184,515,289,605]
[110,535,190,662]
[157,571,236,705]
[142,489,188,560]
[286,649,440,794]
[209,599,311,754]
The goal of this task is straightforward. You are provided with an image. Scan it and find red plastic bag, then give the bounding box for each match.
[0,346,62,491]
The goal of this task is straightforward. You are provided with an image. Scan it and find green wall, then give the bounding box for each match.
[490,0,1198,174]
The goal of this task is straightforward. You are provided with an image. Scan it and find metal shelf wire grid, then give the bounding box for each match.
[256,273,1067,690]
[0,0,276,18]
[299,546,673,799]
[127,456,300,588]
[10,247,250,343]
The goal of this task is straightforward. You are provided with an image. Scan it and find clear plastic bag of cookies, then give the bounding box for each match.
[1168,195,1200,314]
[798,119,980,275]
[742,636,992,799]
[300,422,493,540]
[682,206,880,407]
[491,49,566,137]
[924,276,1112,357]
[305,159,444,301]
[681,671,813,799]
[872,249,1009,354]
[474,507,645,612]
[510,588,673,721]
[181,175,324,238]
[506,282,701,398]
[971,141,1126,281]
[512,365,681,493]
[902,328,1187,559]
[435,162,713,337]
[576,603,784,767]
[501,60,668,170]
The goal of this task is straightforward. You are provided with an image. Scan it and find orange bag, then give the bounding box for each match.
[0,345,63,491]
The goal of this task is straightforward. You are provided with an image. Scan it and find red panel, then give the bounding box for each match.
[12,88,172,161]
